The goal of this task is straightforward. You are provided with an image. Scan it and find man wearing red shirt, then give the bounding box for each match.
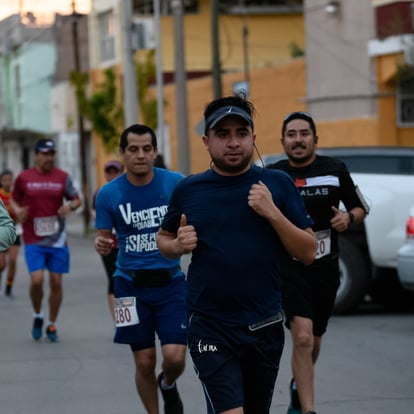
[11,139,81,342]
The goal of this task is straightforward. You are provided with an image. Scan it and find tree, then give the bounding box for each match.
[70,68,124,152]
[70,50,162,152]
[136,49,164,130]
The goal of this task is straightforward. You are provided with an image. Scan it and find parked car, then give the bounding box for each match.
[259,146,414,313]
[397,207,414,291]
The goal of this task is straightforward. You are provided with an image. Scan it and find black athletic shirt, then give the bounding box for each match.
[268,155,365,260]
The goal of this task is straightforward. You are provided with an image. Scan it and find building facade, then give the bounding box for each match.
[0,15,55,172]
[88,0,306,179]
[304,0,414,148]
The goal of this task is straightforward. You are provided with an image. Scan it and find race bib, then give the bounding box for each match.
[315,229,331,259]
[114,296,140,327]
[33,216,59,237]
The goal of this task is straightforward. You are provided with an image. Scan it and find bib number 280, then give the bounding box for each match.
[114,296,139,327]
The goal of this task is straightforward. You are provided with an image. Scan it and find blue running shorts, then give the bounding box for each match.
[188,312,285,414]
[113,275,187,351]
[24,244,70,274]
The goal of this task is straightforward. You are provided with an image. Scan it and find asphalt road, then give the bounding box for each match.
[0,214,413,414]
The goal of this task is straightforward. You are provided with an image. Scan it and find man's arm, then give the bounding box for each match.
[95,229,115,256]
[59,174,82,217]
[248,181,316,265]
[157,214,197,259]
[9,198,28,224]
[57,198,82,218]
[331,206,366,233]
[0,200,16,251]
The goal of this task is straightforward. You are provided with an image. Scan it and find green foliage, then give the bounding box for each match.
[70,50,166,152]
[395,63,414,94]
[70,68,124,152]
[289,41,304,58]
[136,50,166,130]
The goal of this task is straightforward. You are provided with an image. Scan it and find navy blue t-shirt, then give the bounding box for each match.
[161,165,313,326]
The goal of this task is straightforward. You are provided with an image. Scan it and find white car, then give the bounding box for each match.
[261,146,414,313]
[397,207,414,291]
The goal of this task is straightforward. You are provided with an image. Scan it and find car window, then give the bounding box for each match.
[333,156,414,175]
[261,150,414,175]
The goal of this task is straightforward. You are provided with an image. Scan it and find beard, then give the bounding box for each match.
[287,144,315,165]
[211,153,252,174]
[288,152,314,164]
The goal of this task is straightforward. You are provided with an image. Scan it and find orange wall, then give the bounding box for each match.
[92,55,412,182]
[163,58,308,173]
[91,11,414,182]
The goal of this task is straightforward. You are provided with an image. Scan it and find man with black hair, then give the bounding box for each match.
[268,112,368,414]
[157,95,316,414]
[11,138,81,342]
[94,124,186,414]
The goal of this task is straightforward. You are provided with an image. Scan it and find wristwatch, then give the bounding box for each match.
[348,211,355,224]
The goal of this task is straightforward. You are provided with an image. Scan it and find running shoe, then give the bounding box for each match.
[32,317,43,341]
[287,378,302,414]
[46,324,58,342]
[157,372,184,414]
[5,284,13,298]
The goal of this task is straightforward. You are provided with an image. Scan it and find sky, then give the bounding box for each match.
[0,0,91,23]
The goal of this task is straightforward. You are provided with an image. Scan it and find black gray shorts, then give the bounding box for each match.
[282,257,340,336]
[187,312,284,414]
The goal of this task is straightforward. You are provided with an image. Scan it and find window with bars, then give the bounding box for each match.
[133,0,199,15]
[219,0,302,14]
[98,10,115,63]
[397,70,414,127]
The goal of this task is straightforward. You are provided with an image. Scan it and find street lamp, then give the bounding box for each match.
[325,1,340,15]
[242,5,250,95]
[171,0,190,175]
[71,0,90,233]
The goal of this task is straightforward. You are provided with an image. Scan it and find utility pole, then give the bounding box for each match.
[242,6,250,94]
[121,0,138,126]
[71,0,90,234]
[171,0,190,175]
[154,0,165,156]
[211,0,222,99]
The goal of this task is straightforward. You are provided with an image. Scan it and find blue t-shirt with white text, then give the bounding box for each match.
[95,168,184,280]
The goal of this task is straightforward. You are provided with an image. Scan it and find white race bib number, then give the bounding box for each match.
[114,296,139,327]
[33,216,59,237]
[315,229,331,259]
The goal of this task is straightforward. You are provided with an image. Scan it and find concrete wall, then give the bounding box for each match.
[305,0,377,121]
[11,42,56,133]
